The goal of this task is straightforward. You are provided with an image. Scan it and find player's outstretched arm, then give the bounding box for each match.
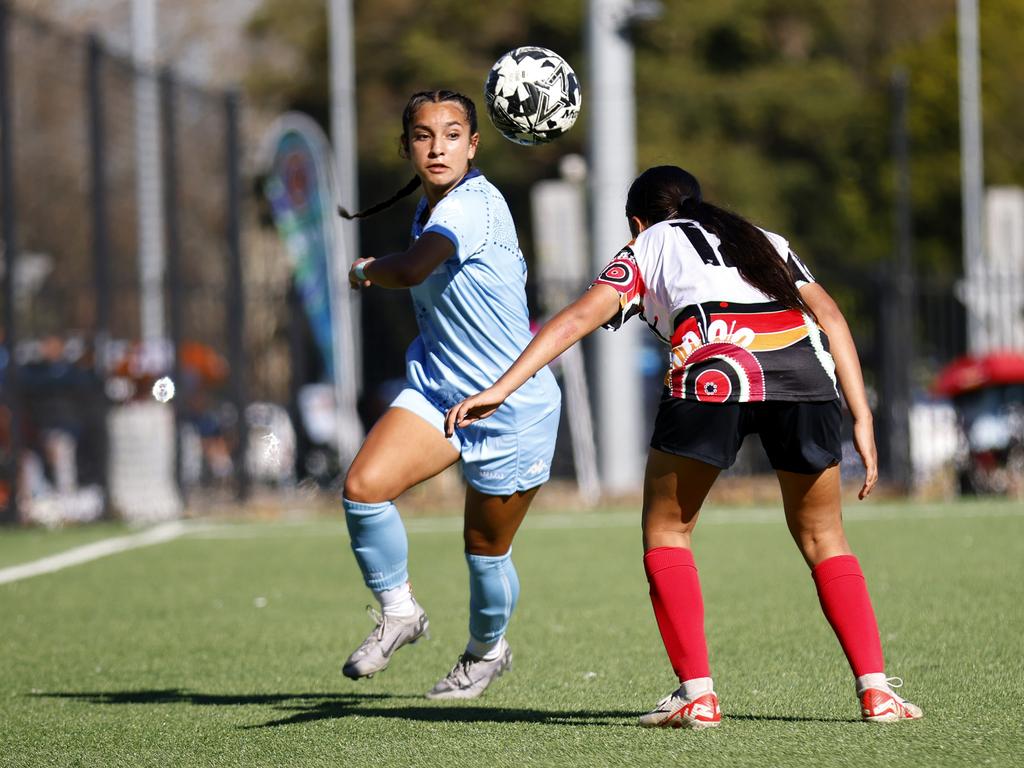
[445,285,621,436]
[799,282,877,499]
[348,232,455,289]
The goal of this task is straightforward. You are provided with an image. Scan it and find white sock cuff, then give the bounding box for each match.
[466,635,503,660]
[856,672,888,695]
[374,581,415,617]
[681,677,714,699]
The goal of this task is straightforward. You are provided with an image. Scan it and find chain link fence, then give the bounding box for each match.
[0,3,296,524]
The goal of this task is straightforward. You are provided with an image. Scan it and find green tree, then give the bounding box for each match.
[244,0,1024,388]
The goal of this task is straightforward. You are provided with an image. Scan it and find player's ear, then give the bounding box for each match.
[399,133,410,159]
[467,132,479,161]
[628,215,646,237]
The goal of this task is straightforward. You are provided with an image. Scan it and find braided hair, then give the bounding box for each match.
[338,90,478,220]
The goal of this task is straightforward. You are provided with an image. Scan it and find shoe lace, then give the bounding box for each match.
[361,605,387,645]
[444,653,478,687]
[883,676,909,704]
[656,689,685,710]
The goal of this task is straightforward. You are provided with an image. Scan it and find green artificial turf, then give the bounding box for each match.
[0,522,131,569]
[1,499,1022,767]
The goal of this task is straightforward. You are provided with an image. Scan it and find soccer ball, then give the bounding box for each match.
[484,47,581,146]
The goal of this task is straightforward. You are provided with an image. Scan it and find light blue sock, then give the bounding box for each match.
[343,497,408,591]
[466,550,520,650]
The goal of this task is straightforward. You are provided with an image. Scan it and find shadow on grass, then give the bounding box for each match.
[35,689,637,729]
[726,713,860,724]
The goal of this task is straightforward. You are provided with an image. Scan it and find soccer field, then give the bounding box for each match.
[1,499,1022,768]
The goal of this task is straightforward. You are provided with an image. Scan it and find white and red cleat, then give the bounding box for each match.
[639,690,721,729]
[860,686,923,722]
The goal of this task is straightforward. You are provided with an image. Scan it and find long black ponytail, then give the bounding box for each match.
[338,89,478,220]
[625,165,811,316]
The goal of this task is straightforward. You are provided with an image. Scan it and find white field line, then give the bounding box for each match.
[0,521,190,586]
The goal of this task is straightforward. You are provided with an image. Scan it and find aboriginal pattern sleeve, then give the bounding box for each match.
[591,246,645,330]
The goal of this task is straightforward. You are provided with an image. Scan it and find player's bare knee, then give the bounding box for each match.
[795,528,849,565]
[464,530,509,556]
[643,511,698,538]
[343,468,390,504]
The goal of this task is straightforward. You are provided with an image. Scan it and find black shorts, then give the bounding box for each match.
[650,395,842,474]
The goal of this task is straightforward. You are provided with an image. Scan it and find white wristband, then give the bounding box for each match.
[353,261,369,281]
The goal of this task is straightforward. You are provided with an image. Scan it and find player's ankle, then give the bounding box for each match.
[376,582,416,617]
[680,676,714,699]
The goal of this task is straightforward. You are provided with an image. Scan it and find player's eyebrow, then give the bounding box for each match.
[411,121,465,132]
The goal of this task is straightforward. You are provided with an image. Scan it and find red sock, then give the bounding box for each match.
[643,546,710,682]
[812,554,884,676]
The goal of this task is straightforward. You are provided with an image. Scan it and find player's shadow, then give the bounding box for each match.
[726,713,860,724]
[35,689,637,729]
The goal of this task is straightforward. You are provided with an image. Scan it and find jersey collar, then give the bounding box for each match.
[417,168,483,228]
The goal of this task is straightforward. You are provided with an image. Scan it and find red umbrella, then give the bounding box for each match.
[933,351,1024,397]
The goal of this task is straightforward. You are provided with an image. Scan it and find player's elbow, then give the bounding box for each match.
[394,265,429,287]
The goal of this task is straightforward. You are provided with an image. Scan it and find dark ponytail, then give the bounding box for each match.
[338,89,478,221]
[338,176,420,220]
[626,166,811,317]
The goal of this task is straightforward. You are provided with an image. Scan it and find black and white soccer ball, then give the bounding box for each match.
[484,46,581,146]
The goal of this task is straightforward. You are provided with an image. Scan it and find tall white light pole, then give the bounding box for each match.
[587,0,645,494]
[328,0,362,389]
[132,0,165,345]
[958,0,986,353]
[327,0,365,463]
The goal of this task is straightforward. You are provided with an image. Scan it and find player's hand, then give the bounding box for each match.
[853,415,877,500]
[445,389,506,437]
[349,257,374,289]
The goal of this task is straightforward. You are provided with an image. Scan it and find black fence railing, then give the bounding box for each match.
[0,4,295,524]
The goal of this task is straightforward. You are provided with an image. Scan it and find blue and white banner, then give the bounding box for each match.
[259,113,363,462]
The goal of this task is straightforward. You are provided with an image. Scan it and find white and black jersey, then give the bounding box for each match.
[591,219,838,403]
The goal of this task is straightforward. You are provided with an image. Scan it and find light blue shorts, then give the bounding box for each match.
[390,387,560,496]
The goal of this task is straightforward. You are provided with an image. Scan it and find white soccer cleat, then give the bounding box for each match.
[860,681,923,722]
[639,688,721,729]
[425,637,512,700]
[342,600,429,680]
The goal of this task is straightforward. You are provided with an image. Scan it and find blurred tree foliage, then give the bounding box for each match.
[247,0,585,253]
[245,0,1022,384]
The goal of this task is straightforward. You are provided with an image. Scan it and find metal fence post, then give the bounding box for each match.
[225,90,249,501]
[87,33,112,517]
[0,0,20,524]
[160,67,184,498]
[885,69,915,492]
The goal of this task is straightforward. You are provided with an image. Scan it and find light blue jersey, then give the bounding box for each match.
[405,170,560,434]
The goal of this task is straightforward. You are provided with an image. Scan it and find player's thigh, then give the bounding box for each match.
[642,448,721,550]
[777,464,850,567]
[344,406,460,503]
[463,485,540,556]
[460,410,558,555]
